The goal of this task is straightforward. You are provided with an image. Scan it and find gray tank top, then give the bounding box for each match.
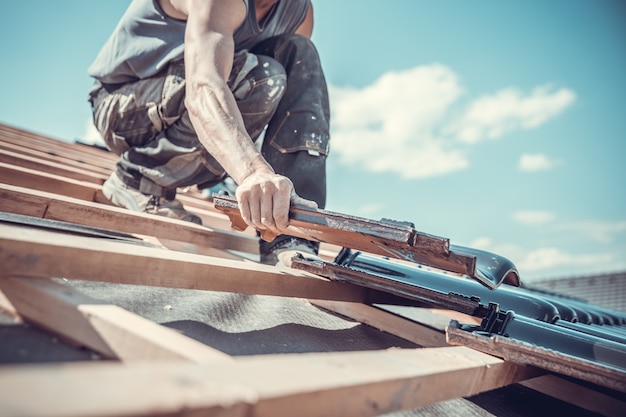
[88,0,310,84]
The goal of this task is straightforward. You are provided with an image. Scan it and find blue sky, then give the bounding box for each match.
[1,1,625,282]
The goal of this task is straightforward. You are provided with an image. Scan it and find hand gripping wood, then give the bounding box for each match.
[212,196,520,289]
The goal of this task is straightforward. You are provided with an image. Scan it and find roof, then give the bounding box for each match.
[0,122,625,417]
[530,271,626,313]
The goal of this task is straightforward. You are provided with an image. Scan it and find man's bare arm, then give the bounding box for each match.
[176,0,315,235]
[183,0,267,181]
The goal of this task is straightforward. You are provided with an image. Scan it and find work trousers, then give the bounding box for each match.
[90,34,330,208]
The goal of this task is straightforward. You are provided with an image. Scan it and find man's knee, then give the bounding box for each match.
[274,34,321,64]
[233,55,287,114]
[281,33,316,51]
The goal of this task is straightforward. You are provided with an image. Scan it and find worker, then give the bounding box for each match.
[88,0,330,264]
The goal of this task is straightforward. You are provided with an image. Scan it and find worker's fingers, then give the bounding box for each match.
[236,184,262,230]
[273,189,291,231]
[236,173,295,233]
[236,173,319,235]
[260,187,277,230]
[237,191,253,228]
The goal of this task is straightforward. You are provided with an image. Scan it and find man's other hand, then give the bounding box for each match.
[235,172,317,236]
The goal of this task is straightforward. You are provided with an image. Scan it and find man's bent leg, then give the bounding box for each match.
[251,34,331,262]
[90,62,205,224]
[252,34,330,209]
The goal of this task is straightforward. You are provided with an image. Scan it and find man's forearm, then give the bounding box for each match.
[186,82,275,185]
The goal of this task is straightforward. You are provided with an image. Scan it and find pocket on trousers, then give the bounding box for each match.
[159,60,186,125]
[268,109,330,156]
[107,132,131,155]
[107,75,165,148]
[113,105,159,148]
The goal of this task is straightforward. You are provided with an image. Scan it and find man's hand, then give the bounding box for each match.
[235,172,317,236]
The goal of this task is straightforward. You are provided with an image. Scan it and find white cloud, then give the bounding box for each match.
[82,118,105,146]
[512,210,555,225]
[557,220,626,244]
[469,237,524,262]
[468,237,615,280]
[329,65,576,179]
[517,247,611,272]
[454,85,576,144]
[518,153,558,172]
[330,64,468,179]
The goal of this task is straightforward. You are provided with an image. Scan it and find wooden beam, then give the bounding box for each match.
[0,164,238,227]
[0,140,112,176]
[0,184,259,255]
[0,346,539,417]
[0,123,273,233]
[312,300,447,348]
[0,289,19,320]
[0,223,371,303]
[0,162,100,201]
[0,276,231,363]
[521,375,626,417]
[0,123,118,167]
[0,148,108,183]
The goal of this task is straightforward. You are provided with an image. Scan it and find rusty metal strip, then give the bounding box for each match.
[212,196,510,286]
[446,322,626,393]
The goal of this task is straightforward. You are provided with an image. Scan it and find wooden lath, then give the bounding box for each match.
[1,122,624,417]
[0,183,258,255]
[0,221,372,303]
[0,346,539,417]
[0,276,232,363]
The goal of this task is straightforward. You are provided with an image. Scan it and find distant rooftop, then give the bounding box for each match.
[530,271,626,313]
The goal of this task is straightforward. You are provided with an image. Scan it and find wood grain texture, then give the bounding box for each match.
[0,223,370,303]
[0,347,538,417]
[0,276,232,363]
[0,184,259,255]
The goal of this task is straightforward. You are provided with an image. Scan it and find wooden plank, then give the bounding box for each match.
[312,300,447,348]
[521,375,626,417]
[0,148,108,183]
[0,123,118,166]
[0,140,112,176]
[376,305,481,330]
[0,276,232,363]
[0,222,372,303]
[0,163,237,227]
[3,123,616,412]
[213,196,477,278]
[0,289,20,320]
[0,134,117,171]
[0,162,100,201]
[0,184,259,255]
[0,346,539,417]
